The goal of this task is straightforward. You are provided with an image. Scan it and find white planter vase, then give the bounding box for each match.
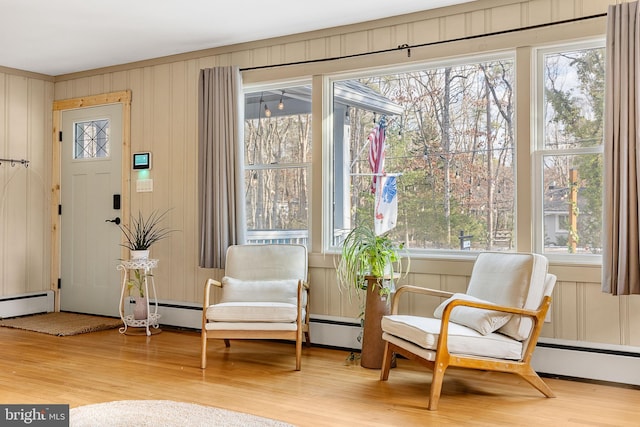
[130,249,150,260]
[133,296,148,320]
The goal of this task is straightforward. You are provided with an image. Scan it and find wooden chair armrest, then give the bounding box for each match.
[439,297,542,320]
[296,279,310,329]
[435,295,553,358]
[202,278,221,309]
[391,285,454,314]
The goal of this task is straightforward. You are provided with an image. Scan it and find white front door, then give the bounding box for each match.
[60,104,123,316]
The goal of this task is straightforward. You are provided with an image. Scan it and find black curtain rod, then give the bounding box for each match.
[240,12,607,72]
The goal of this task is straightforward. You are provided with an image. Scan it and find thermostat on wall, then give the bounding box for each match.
[133,152,152,170]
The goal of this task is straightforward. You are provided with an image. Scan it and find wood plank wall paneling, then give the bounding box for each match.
[0,72,53,296]
[2,0,639,352]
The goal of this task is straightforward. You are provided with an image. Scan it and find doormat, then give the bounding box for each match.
[0,312,122,336]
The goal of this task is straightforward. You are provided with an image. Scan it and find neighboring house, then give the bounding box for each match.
[544,185,575,248]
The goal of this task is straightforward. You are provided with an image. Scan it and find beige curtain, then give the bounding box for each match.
[603,1,640,295]
[198,66,246,269]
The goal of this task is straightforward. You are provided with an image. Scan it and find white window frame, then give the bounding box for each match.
[532,39,605,264]
[243,79,313,248]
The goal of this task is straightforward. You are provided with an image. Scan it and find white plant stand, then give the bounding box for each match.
[117,258,161,336]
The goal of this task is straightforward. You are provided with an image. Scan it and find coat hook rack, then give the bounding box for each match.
[0,158,29,168]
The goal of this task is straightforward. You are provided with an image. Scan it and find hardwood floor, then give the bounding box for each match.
[0,325,637,426]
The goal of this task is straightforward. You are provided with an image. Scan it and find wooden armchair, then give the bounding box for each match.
[380,252,556,410]
[201,244,310,370]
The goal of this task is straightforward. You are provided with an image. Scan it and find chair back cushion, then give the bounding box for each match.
[225,244,307,281]
[433,293,512,335]
[465,252,548,340]
[220,277,304,306]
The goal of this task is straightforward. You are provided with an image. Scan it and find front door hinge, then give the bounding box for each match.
[58,204,62,215]
[58,131,62,142]
[57,278,61,289]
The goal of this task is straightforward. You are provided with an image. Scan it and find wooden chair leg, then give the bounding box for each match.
[200,331,207,369]
[295,333,303,371]
[295,344,302,371]
[223,339,231,347]
[305,330,311,347]
[520,367,556,398]
[380,342,393,381]
[428,362,447,411]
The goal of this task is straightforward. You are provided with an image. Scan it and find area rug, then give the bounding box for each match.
[70,400,294,427]
[0,312,122,336]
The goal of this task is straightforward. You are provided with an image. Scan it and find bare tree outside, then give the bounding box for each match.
[338,59,516,251]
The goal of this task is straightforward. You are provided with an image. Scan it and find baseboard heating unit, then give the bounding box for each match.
[0,291,54,319]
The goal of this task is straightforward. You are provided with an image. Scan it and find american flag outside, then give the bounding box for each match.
[367,117,398,235]
[368,117,386,194]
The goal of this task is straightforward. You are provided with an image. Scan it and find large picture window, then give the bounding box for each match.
[331,55,516,252]
[536,42,604,256]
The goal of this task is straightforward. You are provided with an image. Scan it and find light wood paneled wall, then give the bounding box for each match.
[0,69,54,297]
[0,0,633,349]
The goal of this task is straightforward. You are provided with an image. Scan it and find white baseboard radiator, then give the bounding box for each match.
[0,291,54,319]
[533,339,640,386]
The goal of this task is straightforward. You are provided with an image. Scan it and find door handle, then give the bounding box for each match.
[105,217,121,225]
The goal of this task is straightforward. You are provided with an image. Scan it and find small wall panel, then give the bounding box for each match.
[584,282,622,344]
[527,0,554,26]
[628,296,640,346]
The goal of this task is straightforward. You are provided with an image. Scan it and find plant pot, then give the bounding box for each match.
[130,250,150,260]
[360,276,394,369]
[133,296,148,320]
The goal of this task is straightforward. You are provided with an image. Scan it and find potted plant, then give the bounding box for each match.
[336,223,409,369]
[126,268,152,320]
[336,224,408,299]
[119,209,173,259]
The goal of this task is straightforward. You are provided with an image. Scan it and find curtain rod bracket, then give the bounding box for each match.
[397,44,411,57]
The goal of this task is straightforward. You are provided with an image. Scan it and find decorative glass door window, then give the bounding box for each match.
[74,119,110,159]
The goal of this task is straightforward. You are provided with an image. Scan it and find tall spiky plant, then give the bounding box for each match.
[120,209,173,251]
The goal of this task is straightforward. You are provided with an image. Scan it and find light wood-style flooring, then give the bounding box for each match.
[0,325,637,426]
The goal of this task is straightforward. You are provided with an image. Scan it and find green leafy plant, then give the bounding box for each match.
[119,209,173,251]
[336,224,409,300]
[126,269,151,298]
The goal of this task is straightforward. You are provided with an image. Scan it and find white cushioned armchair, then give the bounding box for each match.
[380,252,556,410]
[201,244,310,370]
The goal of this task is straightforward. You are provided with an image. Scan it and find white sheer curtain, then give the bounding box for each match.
[198,66,246,269]
[603,1,640,295]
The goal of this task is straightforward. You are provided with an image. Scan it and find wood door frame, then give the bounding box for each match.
[51,90,132,311]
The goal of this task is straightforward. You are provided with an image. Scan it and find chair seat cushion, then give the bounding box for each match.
[206,302,300,323]
[382,314,523,360]
[433,293,513,335]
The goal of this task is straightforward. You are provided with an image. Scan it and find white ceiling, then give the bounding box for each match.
[0,0,474,76]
